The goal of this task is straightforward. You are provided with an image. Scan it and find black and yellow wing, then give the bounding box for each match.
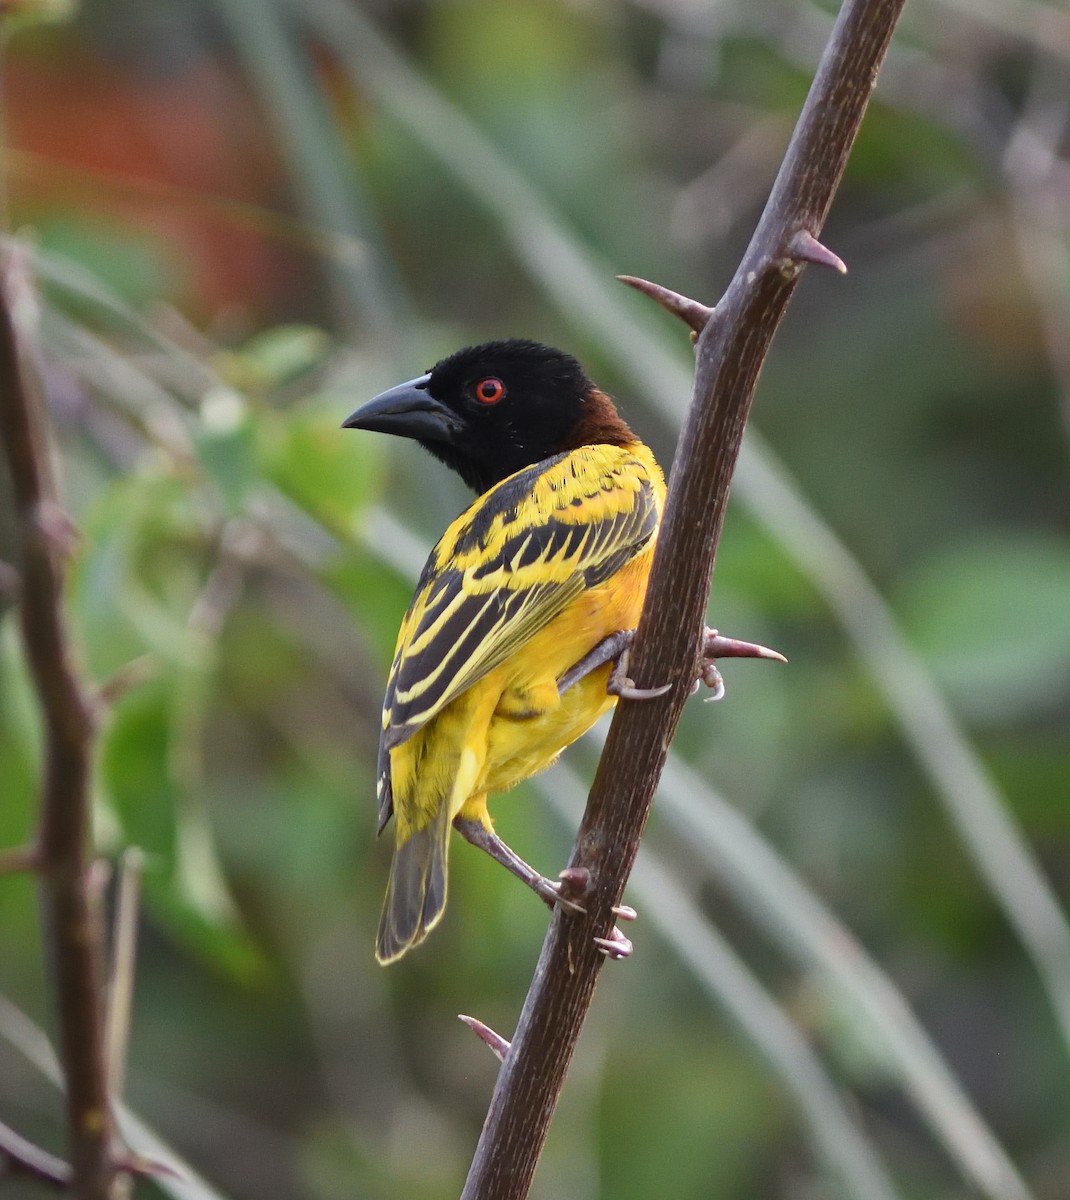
[375,443,662,832]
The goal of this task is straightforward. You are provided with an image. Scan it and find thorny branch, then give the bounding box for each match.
[0,248,117,1195]
[460,0,909,1196]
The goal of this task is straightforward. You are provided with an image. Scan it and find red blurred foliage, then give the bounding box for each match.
[5,47,314,320]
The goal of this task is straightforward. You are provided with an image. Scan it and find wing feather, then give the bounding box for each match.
[375,445,660,829]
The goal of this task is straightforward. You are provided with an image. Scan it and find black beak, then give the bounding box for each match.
[342,373,458,445]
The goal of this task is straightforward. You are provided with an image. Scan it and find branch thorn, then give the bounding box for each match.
[703,629,788,664]
[787,230,847,274]
[459,1014,511,1063]
[557,866,591,903]
[117,1152,183,1182]
[617,275,714,336]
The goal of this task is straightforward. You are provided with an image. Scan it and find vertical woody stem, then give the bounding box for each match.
[461,0,909,1196]
[0,250,115,1198]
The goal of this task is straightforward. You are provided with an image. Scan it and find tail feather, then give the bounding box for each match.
[375,806,451,964]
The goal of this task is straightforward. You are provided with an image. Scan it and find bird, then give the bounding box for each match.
[343,339,781,964]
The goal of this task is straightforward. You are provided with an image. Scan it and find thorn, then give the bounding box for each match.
[557,866,591,903]
[611,904,637,922]
[703,630,788,664]
[116,1152,183,1182]
[788,230,847,275]
[618,275,715,335]
[459,1014,511,1063]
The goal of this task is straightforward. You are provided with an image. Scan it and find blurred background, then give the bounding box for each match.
[1,0,1069,1197]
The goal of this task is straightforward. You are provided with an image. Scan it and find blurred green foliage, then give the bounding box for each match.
[1,0,1069,1198]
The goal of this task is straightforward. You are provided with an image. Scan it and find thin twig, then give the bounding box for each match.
[106,849,145,1101]
[459,0,907,1195]
[0,249,115,1194]
[0,995,231,1200]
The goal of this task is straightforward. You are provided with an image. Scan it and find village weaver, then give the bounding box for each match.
[343,340,781,963]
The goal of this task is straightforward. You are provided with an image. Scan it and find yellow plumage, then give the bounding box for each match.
[375,441,665,962]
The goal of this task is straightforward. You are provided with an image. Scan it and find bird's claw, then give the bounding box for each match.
[607,648,671,701]
[701,662,726,703]
[571,626,783,705]
[594,927,633,959]
[611,904,637,922]
[537,877,586,916]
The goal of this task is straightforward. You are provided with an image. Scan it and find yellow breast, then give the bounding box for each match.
[476,543,655,798]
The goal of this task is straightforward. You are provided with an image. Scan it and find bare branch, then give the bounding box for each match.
[0,247,116,1195]
[460,0,908,1196]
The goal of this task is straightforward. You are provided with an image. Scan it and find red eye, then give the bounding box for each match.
[474,377,505,405]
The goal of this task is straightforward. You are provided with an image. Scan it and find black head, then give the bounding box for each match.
[342,339,634,494]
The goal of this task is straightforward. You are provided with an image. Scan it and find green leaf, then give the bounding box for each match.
[72,468,207,676]
[38,216,185,311]
[215,325,331,394]
[259,403,385,535]
[144,879,269,985]
[194,388,258,514]
[100,678,178,866]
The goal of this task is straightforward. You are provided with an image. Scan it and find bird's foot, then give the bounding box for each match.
[557,629,671,699]
[560,626,785,705]
[454,817,586,912]
[606,648,671,700]
[594,927,633,959]
[557,630,634,695]
[535,875,586,916]
[595,902,636,959]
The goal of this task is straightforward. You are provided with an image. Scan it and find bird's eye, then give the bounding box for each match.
[473,377,506,405]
